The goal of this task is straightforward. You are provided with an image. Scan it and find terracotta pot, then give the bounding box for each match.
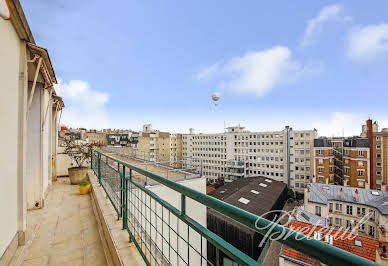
[68,167,89,185]
[79,184,91,195]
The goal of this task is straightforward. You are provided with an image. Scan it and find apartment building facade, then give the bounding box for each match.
[182,126,316,195]
[361,119,388,190]
[86,132,107,146]
[0,1,64,262]
[314,137,370,188]
[304,183,388,242]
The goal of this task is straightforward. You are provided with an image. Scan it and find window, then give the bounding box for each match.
[324,234,333,245]
[377,162,382,167]
[315,206,322,216]
[358,170,364,177]
[376,136,381,141]
[377,171,381,176]
[335,218,342,225]
[357,207,366,216]
[346,205,353,215]
[318,167,324,173]
[336,203,342,212]
[358,150,364,157]
[346,220,352,229]
[377,153,382,158]
[344,167,349,174]
[369,210,375,221]
[318,149,323,155]
[369,226,375,237]
[329,203,333,212]
[376,145,381,150]
[358,223,365,231]
[358,161,364,167]
[354,239,362,247]
[318,158,323,164]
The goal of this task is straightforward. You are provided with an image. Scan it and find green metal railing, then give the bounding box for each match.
[91,150,377,266]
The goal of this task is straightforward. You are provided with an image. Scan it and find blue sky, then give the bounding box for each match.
[21,1,388,136]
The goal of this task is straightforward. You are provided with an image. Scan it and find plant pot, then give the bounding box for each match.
[68,167,89,185]
[79,184,91,195]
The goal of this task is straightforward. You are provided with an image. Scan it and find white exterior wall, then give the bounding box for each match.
[182,127,316,190]
[289,130,317,194]
[41,88,50,197]
[26,83,43,209]
[0,17,22,257]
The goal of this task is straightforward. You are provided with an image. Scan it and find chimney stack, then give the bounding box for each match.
[355,189,359,202]
[340,188,344,200]
[304,185,310,208]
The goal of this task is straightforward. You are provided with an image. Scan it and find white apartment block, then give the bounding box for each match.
[182,126,317,194]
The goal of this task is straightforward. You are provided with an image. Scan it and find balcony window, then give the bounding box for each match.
[369,226,375,237]
[346,205,353,215]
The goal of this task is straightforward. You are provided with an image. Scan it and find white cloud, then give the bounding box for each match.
[313,112,366,137]
[54,80,110,129]
[218,46,320,96]
[347,24,388,60]
[195,64,219,80]
[301,4,351,47]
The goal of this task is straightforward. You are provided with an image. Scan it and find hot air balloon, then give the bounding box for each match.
[212,92,220,106]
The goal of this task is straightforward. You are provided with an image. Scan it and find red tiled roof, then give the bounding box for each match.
[281,220,388,263]
[206,186,215,194]
[282,246,318,265]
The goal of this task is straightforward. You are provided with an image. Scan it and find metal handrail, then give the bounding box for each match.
[93,150,377,266]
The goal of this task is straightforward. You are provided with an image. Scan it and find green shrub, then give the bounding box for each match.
[79,180,90,186]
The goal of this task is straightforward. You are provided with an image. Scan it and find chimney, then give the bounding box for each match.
[293,208,298,218]
[340,188,344,200]
[355,189,359,202]
[304,185,310,207]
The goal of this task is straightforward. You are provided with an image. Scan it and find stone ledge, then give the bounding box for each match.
[88,171,144,266]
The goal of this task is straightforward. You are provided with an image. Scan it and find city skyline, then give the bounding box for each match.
[20,1,388,135]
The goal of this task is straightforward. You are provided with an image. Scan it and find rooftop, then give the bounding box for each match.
[307,183,388,215]
[292,207,327,227]
[280,220,388,264]
[209,176,287,216]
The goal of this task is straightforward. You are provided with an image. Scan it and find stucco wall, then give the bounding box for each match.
[0,18,21,257]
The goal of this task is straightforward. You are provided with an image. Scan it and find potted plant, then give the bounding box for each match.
[63,139,96,185]
[79,179,91,195]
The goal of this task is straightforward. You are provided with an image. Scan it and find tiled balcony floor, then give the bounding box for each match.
[10,178,107,266]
